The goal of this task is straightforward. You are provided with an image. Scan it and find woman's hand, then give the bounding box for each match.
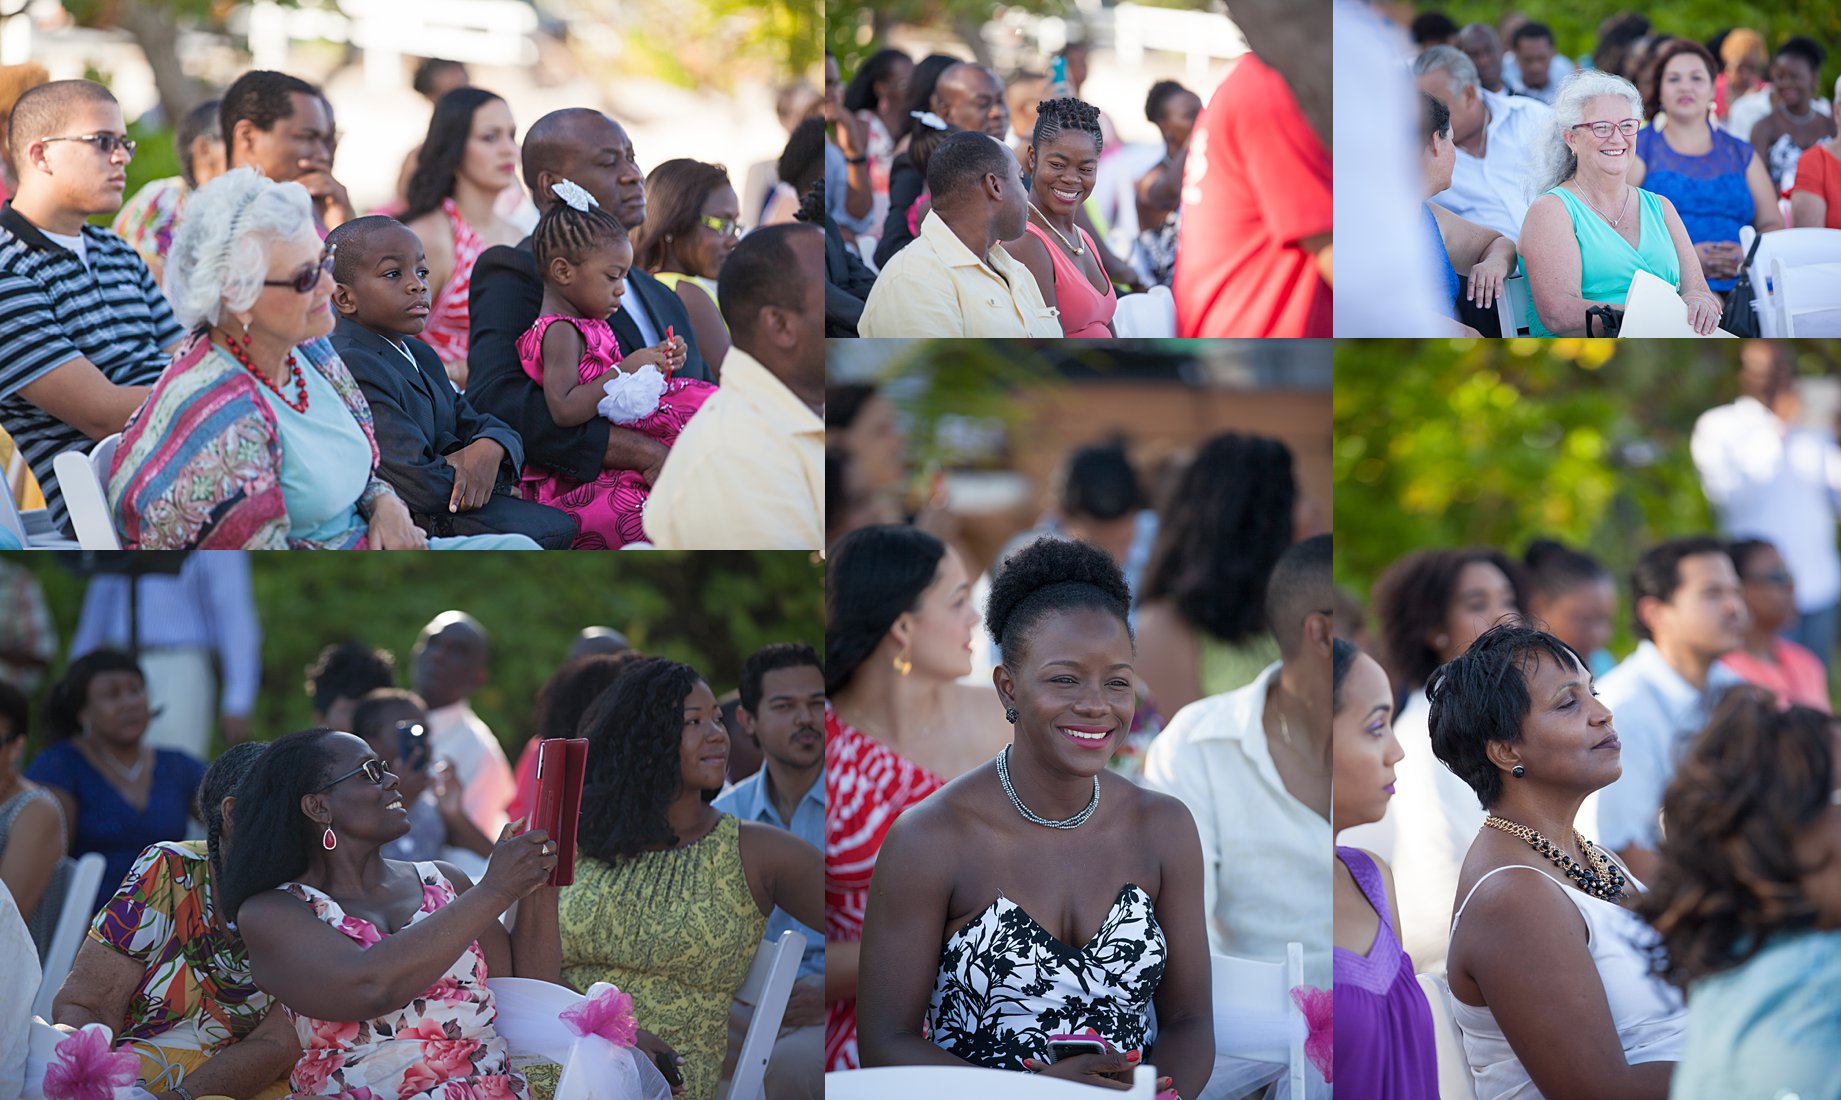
[1681,288,1722,335]
[366,495,428,550]
[1693,240,1742,281]
[478,821,557,905]
[1467,253,1512,307]
[1023,1049,1139,1090]
[635,1028,687,1095]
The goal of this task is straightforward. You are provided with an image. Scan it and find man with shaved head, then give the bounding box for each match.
[412,610,515,836]
[1455,23,1507,94]
[0,79,183,532]
[933,62,1009,138]
[467,107,711,496]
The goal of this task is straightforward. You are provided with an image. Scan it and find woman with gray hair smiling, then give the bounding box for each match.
[105,167,537,549]
[1517,69,1719,336]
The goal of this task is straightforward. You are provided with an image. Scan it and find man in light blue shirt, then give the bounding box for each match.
[714,642,824,1099]
[1597,537,1747,884]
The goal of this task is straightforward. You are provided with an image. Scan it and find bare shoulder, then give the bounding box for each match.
[431,858,477,893]
[404,212,453,256]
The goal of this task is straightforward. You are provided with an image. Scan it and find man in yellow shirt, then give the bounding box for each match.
[644,224,824,549]
[858,131,1061,337]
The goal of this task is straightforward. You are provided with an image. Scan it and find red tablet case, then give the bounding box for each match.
[533,738,589,887]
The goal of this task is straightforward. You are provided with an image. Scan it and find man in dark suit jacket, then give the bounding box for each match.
[325,217,577,548]
[467,108,714,489]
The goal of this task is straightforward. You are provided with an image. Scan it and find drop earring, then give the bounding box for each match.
[322,825,338,850]
[893,643,912,677]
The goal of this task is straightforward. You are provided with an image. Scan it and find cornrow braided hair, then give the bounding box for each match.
[532,191,629,277]
[1032,96,1103,155]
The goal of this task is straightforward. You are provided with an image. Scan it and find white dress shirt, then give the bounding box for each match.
[1692,395,1841,612]
[1140,661,1332,990]
[1431,88,1556,241]
[1596,641,1743,853]
[1502,52,1575,106]
[424,700,516,837]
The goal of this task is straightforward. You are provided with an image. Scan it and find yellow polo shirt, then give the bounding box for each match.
[858,211,1063,338]
[642,347,823,549]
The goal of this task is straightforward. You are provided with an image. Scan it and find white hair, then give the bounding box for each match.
[164,166,316,330]
[1414,45,1479,99]
[1527,69,1644,196]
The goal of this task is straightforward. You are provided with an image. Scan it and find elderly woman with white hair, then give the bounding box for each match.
[106,168,537,549]
[1518,69,1720,336]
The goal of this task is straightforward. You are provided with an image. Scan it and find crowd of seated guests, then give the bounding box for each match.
[0,63,824,550]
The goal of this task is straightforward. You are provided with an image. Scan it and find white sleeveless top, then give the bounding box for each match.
[1447,865,1685,1100]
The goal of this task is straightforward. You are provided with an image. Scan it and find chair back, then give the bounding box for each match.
[823,1064,1158,1099]
[1415,971,1479,1100]
[31,853,105,1021]
[1210,942,1307,1098]
[485,977,673,1100]
[1113,285,1177,338]
[1769,255,1841,336]
[53,433,122,550]
[1743,225,1841,335]
[722,930,806,1100]
[1498,274,1533,337]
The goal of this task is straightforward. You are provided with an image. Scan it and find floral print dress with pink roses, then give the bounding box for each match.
[278,863,527,1100]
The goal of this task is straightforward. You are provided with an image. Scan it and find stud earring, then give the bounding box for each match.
[322,825,338,850]
[1511,766,1526,778]
[893,643,912,677]
[1005,707,1018,724]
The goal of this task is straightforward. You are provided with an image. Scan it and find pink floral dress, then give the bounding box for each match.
[513,314,714,549]
[278,863,526,1100]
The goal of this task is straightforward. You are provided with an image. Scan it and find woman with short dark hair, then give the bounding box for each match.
[1433,623,1682,1099]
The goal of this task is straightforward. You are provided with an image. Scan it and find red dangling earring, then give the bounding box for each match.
[322,826,337,851]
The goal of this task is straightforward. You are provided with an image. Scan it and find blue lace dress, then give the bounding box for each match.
[1634,125,1755,291]
[1423,203,1460,319]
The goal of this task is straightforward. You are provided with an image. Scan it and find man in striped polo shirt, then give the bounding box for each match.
[0,79,183,530]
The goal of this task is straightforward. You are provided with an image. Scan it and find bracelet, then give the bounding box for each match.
[845,155,868,165]
[171,1086,196,1100]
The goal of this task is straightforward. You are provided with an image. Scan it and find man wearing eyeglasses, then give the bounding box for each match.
[0,79,184,533]
[1415,45,1555,241]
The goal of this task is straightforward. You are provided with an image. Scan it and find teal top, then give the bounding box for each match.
[1671,929,1841,1100]
[1522,185,1679,336]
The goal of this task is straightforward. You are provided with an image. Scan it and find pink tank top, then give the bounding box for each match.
[418,198,486,365]
[1022,221,1116,338]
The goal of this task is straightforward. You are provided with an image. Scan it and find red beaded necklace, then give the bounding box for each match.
[216,328,308,413]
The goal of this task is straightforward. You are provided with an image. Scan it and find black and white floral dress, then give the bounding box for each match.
[926,882,1167,1069]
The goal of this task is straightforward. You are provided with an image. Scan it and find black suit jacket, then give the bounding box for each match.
[330,316,524,517]
[466,238,709,483]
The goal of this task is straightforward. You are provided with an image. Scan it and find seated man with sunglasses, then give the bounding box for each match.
[106,167,542,549]
[0,79,185,534]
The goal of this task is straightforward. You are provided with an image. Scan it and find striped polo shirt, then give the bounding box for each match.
[0,201,182,529]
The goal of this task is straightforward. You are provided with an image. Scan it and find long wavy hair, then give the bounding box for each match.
[403,87,507,224]
[1527,69,1643,196]
[576,659,710,862]
[1635,688,1835,986]
[217,728,344,920]
[631,159,732,274]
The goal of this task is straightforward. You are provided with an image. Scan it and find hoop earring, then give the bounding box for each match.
[322,826,338,850]
[1511,766,1526,779]
[893,643,912,677]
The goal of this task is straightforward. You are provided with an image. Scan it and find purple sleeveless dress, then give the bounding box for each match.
[1333,846,1440,1098]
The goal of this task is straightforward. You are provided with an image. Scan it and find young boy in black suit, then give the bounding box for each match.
[326,216,578,548]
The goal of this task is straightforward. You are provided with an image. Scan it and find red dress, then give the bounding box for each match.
[824,707,943,1071]
[418,198,486,367]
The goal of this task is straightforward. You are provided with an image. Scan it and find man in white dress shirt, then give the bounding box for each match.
[1692,346,1841,666]
[1415,45,1555,240]
[410,611,515,837]
[1503,22,1573,105]
[1597,538,1747,885]
[1142,535,1332,990]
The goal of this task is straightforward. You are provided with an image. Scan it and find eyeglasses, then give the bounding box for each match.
[1570,120,1642,141]
[41,133,137,159]
[265,242,337,294]
[698,215,744,239]
[314,757,389,794]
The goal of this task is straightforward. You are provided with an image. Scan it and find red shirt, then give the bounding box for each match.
[1174,55,1332,337]
[1719,638,1833,713]
[1793,143,1841,228]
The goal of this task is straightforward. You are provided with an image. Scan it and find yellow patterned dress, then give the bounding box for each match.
[557,815,766,1100]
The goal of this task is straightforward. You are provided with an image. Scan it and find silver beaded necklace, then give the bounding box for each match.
[995,744,1099,829]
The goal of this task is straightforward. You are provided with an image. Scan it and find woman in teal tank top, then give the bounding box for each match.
[1518,69,1721,335]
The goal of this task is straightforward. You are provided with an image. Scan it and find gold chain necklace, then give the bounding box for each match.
[1484,815,1627,901]
[1027,201,1086,256]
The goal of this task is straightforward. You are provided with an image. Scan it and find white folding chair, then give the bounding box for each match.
[825,1064,1159,1099]
[1112,286,1177,338]
[1768,256,1841,336]
[721,930,806,1100]
[485,977,673,1100]
[31,852,105,1021]
[53,433,122,550]
[1497,274,1533,337]
[1741,225,1841,336]
[1206,942,1307,1100]
[1416,971,1479,1100]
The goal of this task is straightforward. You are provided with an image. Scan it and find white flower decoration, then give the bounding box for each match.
[551,179,599,212]
[909,110,948,131]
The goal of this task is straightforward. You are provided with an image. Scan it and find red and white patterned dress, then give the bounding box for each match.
[824,706,944,1071]
[416,198,486,368]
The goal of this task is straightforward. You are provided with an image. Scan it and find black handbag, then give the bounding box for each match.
[1719,233,1766,337]
[1585,304,1624,337]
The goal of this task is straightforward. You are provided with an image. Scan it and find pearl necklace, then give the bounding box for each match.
[996,744,1098,829]
[1027,201,1086,256]
[217,330,307,413]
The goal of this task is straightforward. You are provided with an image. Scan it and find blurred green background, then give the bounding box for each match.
[12,551,823,761]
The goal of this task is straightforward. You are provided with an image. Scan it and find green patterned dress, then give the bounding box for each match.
[557,815,766,1100]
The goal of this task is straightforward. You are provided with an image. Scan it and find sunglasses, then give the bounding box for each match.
[265,242,337,294]
[314,757,389,794]
[698,215,744,239]
[41,133,137,159]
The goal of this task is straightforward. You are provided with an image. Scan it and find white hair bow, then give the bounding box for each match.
[552,179,599,212]
[910,110,948,131]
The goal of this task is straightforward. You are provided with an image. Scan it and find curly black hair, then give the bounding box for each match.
[739,642,821,714]
[217,728,345,920]
[196,741,269,889]
[45,649,143,740]
[1138,433,1296,646]
[826,525,946,695]
[1373,547,1523,695]
[1144,80,1189,125]
[1635,688,1835,987]
[403,87,507,224]
[1774,36,1827,74]
[793,179,825,225]
[533,652,640,743]
[1032,97,1103,154]
[1427,623,1585,809]
[531,188,629,275]
[305,642,396,720]
[986,536,1133,668]
[576,658,711,861]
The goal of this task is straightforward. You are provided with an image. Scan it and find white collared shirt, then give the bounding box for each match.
[424,700,516,837]
[1692,396,1841,611]
[1140,661,1332,989]
[1596,641,1744,853]
[1430,88,1555,241]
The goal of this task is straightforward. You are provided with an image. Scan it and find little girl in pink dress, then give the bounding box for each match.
[514,181,715,547]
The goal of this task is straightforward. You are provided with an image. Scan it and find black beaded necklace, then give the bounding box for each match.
[1484,815,1628,901]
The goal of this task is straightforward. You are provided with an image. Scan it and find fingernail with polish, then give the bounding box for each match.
[1126,1049,1142,1062]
